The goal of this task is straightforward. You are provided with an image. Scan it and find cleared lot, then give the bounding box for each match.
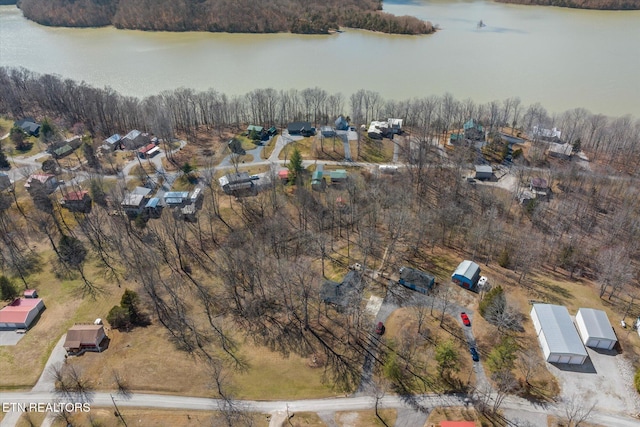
[548,346,640,416]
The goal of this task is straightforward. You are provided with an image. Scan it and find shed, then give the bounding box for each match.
[399,267,435,294]
[23,289,38,298]
[63,324,107,354]
[575,308,617,350]
[530,304,588,364]
[451,260,480,290]
[247,125,264,133]
[475,165,492,180]
[278,170,290,181]
[0,298,45,330]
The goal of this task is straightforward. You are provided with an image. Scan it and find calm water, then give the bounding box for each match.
[0,2,639,116]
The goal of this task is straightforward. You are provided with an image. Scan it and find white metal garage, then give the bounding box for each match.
[530,304,588,365]
[575,308,617,350]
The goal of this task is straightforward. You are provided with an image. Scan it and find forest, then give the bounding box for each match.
[15,0,433,35]
[495,0,640,9]
[1,66,639,422]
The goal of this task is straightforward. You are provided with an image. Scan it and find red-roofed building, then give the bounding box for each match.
[138,143,160,159]
[60,190,92,213]
[278,170,290,182]
[0,298,45,330]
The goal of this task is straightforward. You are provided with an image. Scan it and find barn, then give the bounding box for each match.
[451,260,480,291]
[0,298,45,331]
[575,308,617,350]
[530,304,588,364]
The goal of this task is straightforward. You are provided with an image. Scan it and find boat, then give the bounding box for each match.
[477,20,486,29]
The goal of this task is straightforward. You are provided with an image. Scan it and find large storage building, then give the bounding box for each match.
[0,298,45,330]
[530,304,588,364]
[575,308,617,350]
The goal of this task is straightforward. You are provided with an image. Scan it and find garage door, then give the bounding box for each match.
[569,355,584,364]
[597,340,612,349]
[559,356,571,364]
[548,354,560,363]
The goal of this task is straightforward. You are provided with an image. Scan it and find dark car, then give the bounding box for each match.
[375,322,385,335]
[470,347,479,362]
[460,312,471,327]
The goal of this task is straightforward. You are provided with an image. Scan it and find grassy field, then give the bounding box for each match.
[355,137,395,163]
[231,340,337,400]
[44,408,269,427]
[285,411,326,426]
[278,137,314,160]
[261,137,277,159]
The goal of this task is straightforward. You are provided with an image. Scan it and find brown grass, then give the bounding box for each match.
[334,409,397,427]
[287,411,327,426]
[425,407,485,427]
[279,137,315,160]
[17,411,47,427]
[50,407,269,427]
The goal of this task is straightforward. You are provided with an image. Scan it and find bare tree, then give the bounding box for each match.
[561,393,597,427]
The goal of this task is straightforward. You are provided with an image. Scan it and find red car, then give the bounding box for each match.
[460,312,471,326]
[375,322,386,335]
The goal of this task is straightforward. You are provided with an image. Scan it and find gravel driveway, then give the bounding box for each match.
[548,346,640,416]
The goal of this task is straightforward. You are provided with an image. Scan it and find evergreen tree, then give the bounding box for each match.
[0,142,10,169]
[287,147,303,183]
[0,276,18,301]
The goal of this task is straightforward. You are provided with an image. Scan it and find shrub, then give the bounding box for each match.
[635,368,640,393]
[479,286,504,317]
[0,276,18,301]
[498,249,511,268]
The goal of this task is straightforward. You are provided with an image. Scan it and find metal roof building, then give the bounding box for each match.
[475,165,493,180]
[575,308,617,350]
[451,260,480,290]
[531,304,588,364]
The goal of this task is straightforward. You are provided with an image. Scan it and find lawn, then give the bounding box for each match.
[231,340,338,400]
[278,137,314,160]
[0,248,125,389]
[355,137,395,163]
[47,408,269,427]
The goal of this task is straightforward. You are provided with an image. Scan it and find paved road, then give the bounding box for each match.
[1,391,639,427]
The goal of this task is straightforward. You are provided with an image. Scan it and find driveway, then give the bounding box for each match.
[0,331,26,346]
[31,334,67,392]
[548,345,640,416]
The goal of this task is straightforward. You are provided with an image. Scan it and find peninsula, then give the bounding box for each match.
[16,0,434,35]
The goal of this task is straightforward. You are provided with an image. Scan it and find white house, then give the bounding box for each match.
[575,308,617,350]
[530,304,588,364]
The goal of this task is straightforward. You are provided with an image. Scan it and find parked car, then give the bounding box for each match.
[250,174,260,180]
[460,312,471,327]
[375,322,385,335]
[470,347,480,362]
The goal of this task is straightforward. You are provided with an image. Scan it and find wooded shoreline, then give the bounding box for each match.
[14,0,434,35]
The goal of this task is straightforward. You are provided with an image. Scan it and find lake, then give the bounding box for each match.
[1,1,639,116]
